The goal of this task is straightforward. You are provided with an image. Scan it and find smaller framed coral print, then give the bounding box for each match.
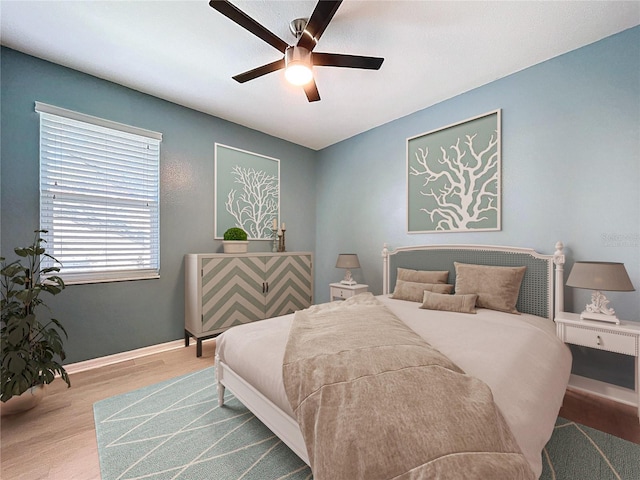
[214,143,280,240]
[407,110,501,233]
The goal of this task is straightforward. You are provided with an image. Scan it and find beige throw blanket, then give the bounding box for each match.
[283,294,535,480]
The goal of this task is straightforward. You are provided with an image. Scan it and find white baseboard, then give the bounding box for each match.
[64,338,214,375]
[567,374,637,407]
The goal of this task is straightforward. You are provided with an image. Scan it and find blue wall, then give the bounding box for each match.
[1,27,638,388]
[0,47,317,363]
[315,27,639,387]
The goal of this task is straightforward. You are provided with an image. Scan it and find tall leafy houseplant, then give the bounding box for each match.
[1,230,70,403]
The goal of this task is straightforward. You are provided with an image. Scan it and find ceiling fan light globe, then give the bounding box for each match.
[285,64,313,85]
[285,45,313,85]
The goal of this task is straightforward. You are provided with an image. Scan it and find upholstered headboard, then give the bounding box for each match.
[382,243,565,320]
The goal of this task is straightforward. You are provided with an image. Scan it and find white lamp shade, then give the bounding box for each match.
[566,261,635,292]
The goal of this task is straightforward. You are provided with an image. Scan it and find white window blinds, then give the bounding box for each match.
[36,102,162,284]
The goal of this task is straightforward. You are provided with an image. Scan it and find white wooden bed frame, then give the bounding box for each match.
[215,242,567,466]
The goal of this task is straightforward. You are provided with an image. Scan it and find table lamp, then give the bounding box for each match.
[335,254,360,286]
[566,261,635,324]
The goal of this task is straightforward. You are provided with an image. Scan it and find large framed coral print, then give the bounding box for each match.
[407,110,501,233]
[214,143,280,240]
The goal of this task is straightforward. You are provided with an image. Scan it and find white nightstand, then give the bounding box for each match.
[330,283,368,301]
[555,311,640,422]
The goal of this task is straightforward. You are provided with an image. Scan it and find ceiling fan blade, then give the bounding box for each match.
[297,1,342,51]
[313,52,384,70]
[303,79,321,102]
[232,59,285,83]
[209,0,289,53]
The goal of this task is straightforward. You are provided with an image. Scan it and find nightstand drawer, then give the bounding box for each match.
[333,288,350,299]
[329,283,368,301]
[564,325,637,356]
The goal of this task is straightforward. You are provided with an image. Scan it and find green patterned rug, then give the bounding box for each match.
[94,367,639,480]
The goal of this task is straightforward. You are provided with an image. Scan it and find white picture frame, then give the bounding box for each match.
[406,110,501,233]
[214,143,280,240]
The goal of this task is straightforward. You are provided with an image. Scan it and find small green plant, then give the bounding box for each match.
[223,227,248,241]
[1,230,70,402]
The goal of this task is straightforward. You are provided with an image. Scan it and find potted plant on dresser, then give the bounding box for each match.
[222,227,249,254]
[1,230,70,415]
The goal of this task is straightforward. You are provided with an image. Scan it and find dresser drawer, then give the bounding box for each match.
[564,325,637,356]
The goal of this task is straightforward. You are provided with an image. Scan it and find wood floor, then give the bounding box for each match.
[1,341,638,480]
[1,341,217,480]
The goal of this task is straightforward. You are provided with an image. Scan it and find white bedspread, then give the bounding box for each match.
[216,295,572,478]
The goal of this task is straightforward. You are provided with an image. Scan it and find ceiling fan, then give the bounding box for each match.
[209,0,384,102]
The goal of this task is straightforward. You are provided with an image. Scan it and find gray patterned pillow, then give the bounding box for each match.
[454,262,526,314]
[391,280,454,302]
[420,291,478,314]
[397,268,449,284]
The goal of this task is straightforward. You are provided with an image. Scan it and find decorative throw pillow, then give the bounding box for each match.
[454,262,526,314]
[420,291,478,314]
[397,268,449,284]
[391,280,454,302]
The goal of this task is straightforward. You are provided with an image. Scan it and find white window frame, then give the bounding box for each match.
[36,102,162,284]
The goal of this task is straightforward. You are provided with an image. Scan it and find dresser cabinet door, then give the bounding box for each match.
[264,254,313,318]
[201,256,265,332]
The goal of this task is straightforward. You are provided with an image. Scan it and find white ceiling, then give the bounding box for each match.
[1,1,638,150]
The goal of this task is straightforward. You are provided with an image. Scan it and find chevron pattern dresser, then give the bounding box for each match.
[185,252,313,356]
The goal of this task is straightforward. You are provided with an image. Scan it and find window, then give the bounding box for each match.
[36,102,162,284]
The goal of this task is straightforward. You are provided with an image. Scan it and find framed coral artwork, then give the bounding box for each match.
[214,143,280,240]
[407,110,501,233]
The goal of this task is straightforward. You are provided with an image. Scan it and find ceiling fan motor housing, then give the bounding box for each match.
[285,46,312,68]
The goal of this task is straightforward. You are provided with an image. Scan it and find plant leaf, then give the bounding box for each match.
[3,351,27,375]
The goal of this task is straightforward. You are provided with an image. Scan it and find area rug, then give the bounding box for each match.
[94,367,640,480]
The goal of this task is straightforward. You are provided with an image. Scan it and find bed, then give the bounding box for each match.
[215,243,572,479]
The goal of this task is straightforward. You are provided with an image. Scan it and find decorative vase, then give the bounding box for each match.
[222,241,249,254]
[0,385,46,416]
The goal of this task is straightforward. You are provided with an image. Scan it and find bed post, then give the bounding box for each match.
[214,354,225,406]
[382,243,390,295]
[553,241,565,317]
